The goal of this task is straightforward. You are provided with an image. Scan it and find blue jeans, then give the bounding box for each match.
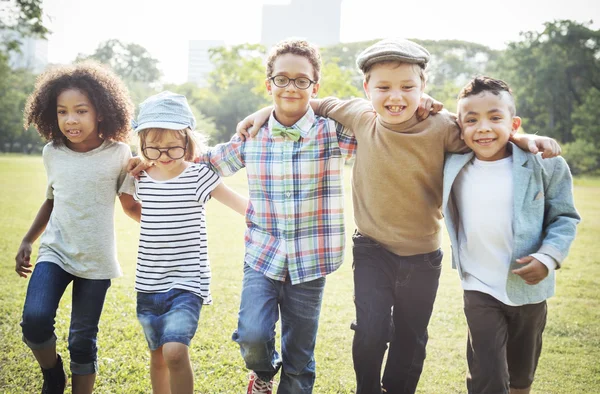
[351,232,443,394]
[232,263,326,394]
[20,261,111,375]
[137,289,203,350]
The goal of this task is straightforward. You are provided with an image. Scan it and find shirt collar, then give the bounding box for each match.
[268,106,316,139]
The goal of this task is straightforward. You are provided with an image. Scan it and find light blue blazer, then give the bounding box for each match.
[442,143,581,305]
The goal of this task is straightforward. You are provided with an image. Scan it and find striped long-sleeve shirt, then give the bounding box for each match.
[205,107,356,284]
[134,163,221,304]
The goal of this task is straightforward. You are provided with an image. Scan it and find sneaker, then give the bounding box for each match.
[41,354,67,394]
[247,371,273,394]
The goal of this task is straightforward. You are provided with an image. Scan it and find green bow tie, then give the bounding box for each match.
[272,125,301,141]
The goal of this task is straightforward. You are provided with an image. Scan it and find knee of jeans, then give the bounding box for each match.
[352,317,391,349]
[21,309,55,343]
[233,326,272,348]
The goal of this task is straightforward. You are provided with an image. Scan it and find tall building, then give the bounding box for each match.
[4,32,48,73]
[261,0,342,48]
[187,40,225,86]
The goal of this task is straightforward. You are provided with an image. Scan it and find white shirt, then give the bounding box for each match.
[454,156,517,305]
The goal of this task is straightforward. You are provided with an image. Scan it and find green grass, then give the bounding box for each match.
[1,155,599,393]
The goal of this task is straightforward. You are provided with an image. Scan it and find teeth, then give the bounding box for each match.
[388,106,403,113]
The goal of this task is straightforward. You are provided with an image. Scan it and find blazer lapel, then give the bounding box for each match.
[511,143,532,215]
[442,152,474,210]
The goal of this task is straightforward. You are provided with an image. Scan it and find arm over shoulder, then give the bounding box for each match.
[317,97,374,132]
[439,111,469,154]
[537,156,581,266]
[205,135,245,177]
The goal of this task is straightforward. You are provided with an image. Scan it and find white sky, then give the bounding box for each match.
[42,0,600,84]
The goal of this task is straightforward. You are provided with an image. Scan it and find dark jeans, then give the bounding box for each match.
[21,262,111,375]
[351,232,443,394]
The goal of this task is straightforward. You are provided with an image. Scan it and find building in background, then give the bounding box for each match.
[187,40,225,86]
[261,0,342,47]
[4,32,48,73]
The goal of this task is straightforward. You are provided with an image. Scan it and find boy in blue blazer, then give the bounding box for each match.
[442,76,580,394]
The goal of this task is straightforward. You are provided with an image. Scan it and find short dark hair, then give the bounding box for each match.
[24,61,134,146]
[266,39,321,81]
[458,76,516,115]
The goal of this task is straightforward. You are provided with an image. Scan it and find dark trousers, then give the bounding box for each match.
[351,232,443,394]
[464,291,547,394]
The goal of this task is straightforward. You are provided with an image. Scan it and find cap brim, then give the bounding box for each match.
[134,121,192,133]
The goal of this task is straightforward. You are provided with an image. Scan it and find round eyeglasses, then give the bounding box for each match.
[269,75,317,90]
[142,146,186,160]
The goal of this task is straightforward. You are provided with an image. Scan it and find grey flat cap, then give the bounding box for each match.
[356,38,430,73]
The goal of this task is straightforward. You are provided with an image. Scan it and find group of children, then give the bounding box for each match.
[14,36,579,394]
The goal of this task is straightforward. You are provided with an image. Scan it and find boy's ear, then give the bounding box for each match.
[456,116,464,140]
[311,81,320,98]
[363,80,371,100]
[265,79,273,95]
[511,116,522,135]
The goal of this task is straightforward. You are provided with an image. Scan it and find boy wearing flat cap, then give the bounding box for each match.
[313,38,560,394]
[238,38,560,394]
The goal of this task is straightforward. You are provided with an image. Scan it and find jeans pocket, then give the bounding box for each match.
[424,248,443,269]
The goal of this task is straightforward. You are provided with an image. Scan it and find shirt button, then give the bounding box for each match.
[286,192,292,198]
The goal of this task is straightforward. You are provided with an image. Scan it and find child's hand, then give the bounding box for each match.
[512,256,549,285]
[127,156,151,179]
[526,136,562,159]
[236,107,273,140]
[15,241,33,278]
[416,93,444,120]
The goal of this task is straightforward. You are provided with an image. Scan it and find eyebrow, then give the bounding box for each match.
[57,103,90,108]
[463,108,503,116]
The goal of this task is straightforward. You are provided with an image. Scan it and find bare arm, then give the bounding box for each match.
[15,199,54,278]
[119,193,141,222]
[210,183,248,216]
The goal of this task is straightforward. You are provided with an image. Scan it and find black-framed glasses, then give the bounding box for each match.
[269,75,317,90]
[142,146,186,160]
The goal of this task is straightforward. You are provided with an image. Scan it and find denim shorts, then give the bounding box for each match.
[136,288,203,351]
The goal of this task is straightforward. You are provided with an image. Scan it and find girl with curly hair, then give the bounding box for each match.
[15,61,141,394]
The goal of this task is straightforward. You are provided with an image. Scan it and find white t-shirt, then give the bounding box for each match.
[134,163,221,304]
[37,140,135,279]
[453,156,517,305]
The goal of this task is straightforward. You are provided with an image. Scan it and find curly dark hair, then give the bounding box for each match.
[266,39,321,81]
[24,61,134,146]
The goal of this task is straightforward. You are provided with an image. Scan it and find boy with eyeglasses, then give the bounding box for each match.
[204,38,356,394]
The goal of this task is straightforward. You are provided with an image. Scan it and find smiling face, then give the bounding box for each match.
[56,88,103,152]
[266,53,320,127]
[363,62,425,125]
[141,129,188,172]
[458,91,521,161]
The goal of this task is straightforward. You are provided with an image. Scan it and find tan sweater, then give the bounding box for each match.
[318,97,468,256]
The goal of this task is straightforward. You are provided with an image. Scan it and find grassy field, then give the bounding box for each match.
[0,154,599,393]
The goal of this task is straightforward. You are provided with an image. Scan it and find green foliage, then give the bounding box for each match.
[0,53,43,152]
[76,39,162,84]
[490,20,600,143]
[319,60,362,99]
[0,0,48,52]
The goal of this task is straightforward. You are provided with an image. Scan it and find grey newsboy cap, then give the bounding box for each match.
[356,38,430,73]
[133,91,196,133]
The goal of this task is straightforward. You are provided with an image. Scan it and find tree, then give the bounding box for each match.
[490,20,600,142]
[0,0,48,52]
[76,39,162,84]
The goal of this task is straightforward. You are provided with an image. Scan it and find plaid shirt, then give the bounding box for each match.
[205,107,356,284]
